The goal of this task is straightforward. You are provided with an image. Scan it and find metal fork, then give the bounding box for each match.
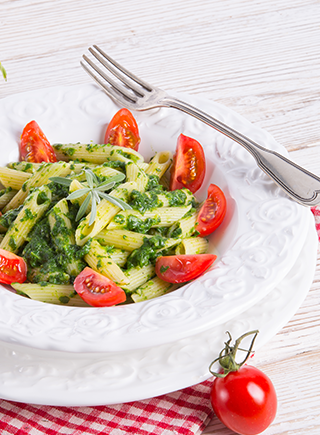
[81,45,320,207]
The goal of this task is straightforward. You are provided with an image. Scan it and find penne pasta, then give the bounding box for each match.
[0,185,52,253]
[75,181,137,245]
[122,264,155,292]
[12,283,90,307]
[53,143,144,165]
[84,240,129,286]
[175,237,208,255]
[131,276,178,302]
[3,161,71,212]
[107,205,192,231]
[0,167,31,190]
[145,151,172,178]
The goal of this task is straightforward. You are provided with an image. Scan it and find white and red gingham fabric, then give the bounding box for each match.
[0,379,214,435]
[0,208,319,435]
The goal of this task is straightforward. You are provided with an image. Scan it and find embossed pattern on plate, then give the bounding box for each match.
[0,84,310,352]
[0,215,316,406]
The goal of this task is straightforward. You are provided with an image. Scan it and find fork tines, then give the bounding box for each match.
[81,45,151,104]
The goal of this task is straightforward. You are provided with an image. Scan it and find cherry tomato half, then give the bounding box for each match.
[155,254,217,283]
[170,133,206,194]
[104,108,140,151]
[20,120,57,163]
[196,184,226,237]
[0,249,27,284]
[210,365,277,435]
[73,267,126,307]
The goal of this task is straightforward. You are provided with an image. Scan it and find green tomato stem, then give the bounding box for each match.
[209,330,259,378]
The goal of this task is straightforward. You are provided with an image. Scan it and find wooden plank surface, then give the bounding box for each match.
[1,0,320,433]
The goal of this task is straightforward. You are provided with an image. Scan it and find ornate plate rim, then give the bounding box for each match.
[0,213,316,406]
[0,84,310,352]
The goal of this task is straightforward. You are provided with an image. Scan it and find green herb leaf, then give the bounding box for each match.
[49,176,73,187]
[89,195,97,226]
[0,63,7,81]
[67,188,91,200]
[76,193,92,221]
[98,192,132,210]
[85,169,95,188]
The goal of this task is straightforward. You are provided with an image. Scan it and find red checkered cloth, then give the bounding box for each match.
[0,379,215,435]
[0,208,319,435]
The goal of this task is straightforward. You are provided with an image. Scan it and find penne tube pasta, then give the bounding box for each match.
[175,237,208,255]
[131,277,178,303]
[0,187,17,210]
[84,240,129,286]
[145,151,172,178]
[69,179,92,213]
[71,165,122,183]
[167,208,199,239]
[95,229,151,251]
[137,162,149,171]
[0,185,52,253]
[0,167,31,190]
[7,161,44,173]
[48,199,84,277]
[75,181,137,246]
[12,283,90,307]
[53,143,144,165]
[107,205,192,230]
[3,161,71,212]
[125,162,149,191]
[122,264,155,292]
[140,189,194,209]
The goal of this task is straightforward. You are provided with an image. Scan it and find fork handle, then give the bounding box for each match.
[164,97,320,206]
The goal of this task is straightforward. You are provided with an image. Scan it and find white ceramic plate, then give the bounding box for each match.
[0,84,310,355]
[0,213,316,406]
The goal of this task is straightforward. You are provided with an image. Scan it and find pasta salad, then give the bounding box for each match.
[0,109,226,307]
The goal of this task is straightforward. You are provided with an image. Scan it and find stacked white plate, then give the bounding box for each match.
[0,84,317,406]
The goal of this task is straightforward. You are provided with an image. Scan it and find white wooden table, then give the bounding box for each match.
[1,1,320,433]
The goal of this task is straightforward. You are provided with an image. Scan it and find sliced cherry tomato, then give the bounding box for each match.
[20,120,57,163]
[196,184,226,237]
[210,366,277,435]
[170,133,206,193]
[73,267,126,307]
[155,254,217,283]
[104,108,140,151]
[0,249,27,284]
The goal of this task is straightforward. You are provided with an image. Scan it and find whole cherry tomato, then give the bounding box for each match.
[0,249,27,284]
[170,133,206,194]
[104,108,140,151]
[74,267,126,307]
[196,184,227,237]
[209,331,277,435]
[20,120,57,163]
[155,254,217,283]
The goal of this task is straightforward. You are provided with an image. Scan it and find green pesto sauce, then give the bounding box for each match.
[102,161,126,171]
[37,190,50,205]
[114,149,139,163]
[114,214,126,225]
[0,205,23,228]
[0,186,12,197]
[129,190,163,215]
[21,215,89,285]
[165,189,187,207]
[146,175,162,191]
[9,237,17,251]
[126,215,160,234]
[126,235,165,269]
[20,208,35,222]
